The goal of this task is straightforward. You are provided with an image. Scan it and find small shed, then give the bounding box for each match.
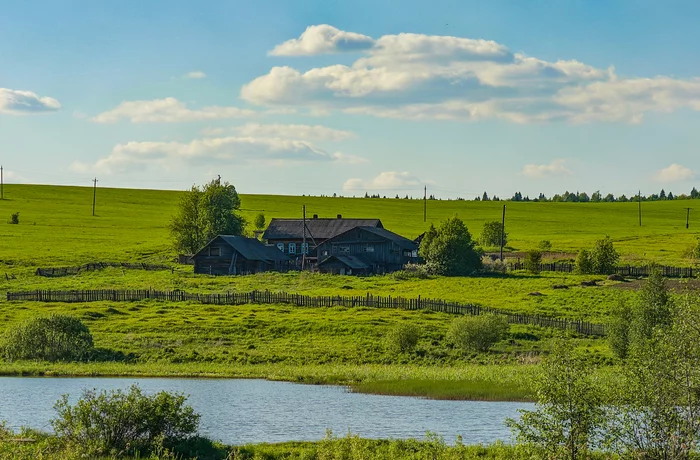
[317,255,370,276]
[193,235,290,275]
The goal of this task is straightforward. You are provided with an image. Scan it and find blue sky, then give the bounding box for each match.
[2,0,700,198]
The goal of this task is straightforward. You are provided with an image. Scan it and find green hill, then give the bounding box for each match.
[0,183,698,266]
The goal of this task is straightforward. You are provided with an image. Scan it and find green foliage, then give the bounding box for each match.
[575,249,594,275]
[391,263,430,280]
[446,315,509,352]
[686,238,700,261]
[52,385,200,457]
[2,315,94,362]
[590,236,619,275]
[170,180,245,254]
[538,240,552,251]
[524,250,543,274]
[384,323,420,354]
[253,213,266,230]
[9,212,19,224]
[479,220,507,247]
[508,342,605,459]
[419,217,482,276]
[606,300,632,359]
[629,268,673,345]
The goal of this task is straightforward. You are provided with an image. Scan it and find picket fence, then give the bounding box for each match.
[6,289,606,336]
[508,262,697,278]
[35,262,172,277]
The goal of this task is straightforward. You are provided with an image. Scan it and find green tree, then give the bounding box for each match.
[591,236,619,275]
[170,179,245,254]
[419,216,482,276]
[575,249,594,275]
[508,342,605,460]
[253,213,266,230]
[446,315,509,352]
[607,300,632,359]
[629,268,673,346]
[524,250,543,274]
[2,315,94,362]
[479,221,507,247]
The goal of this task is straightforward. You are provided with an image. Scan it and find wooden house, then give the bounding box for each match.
[193,235,290,275]
[262,215,383,262]
[316,226,419,275]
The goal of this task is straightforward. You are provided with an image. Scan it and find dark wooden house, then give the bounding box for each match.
[262,215,383,262]
[316,226,419,275]
[193,235,290,275]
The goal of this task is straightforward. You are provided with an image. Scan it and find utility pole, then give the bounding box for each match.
[302,205,307,270]
[638,190,642,227]
[685,207,693,229]
[500,204,506,261]
[423,185,427,222]
[92,178,98,216]
[0,165,4,200]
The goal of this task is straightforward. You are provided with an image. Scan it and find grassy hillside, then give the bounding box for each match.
[1,184,699,266]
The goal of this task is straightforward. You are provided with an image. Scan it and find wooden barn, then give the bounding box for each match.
[316,226,419,275]
[193,235,290,275]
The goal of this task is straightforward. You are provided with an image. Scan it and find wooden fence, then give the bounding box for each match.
[508,262,697,278]
[35,262,172,277]
[6,289,606,336]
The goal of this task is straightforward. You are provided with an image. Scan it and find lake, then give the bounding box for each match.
[0,377,532,445]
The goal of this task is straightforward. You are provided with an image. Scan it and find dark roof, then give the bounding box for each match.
[194,236,289,262]
[263,218,383,241]
[318,255,369,270]
[323,226,418,250]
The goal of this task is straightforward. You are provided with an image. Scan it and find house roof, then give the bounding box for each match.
[323,226,418,251]
[262,217,383,241]
[318,255,369,270]
[194,236,289,262]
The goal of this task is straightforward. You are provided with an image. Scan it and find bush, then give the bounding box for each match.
[419,217,482,276]
[2,315,94,362]
[385,324,420,354]
[687,239,700,261]
[479,221,507,247]
[608,300,632,359]
[575,249,594,275]
[591,236,619,275]
[392,263,430,280]
[253,213,266,230]
[481,256,508,274]
[9,212,19,224]
[446,315,509,352]
[538,240,552,251]
[524,250,543,274]
[52,385,200,457]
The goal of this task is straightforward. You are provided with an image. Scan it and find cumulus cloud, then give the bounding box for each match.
[269,24,375,56]
[655,164,696,182]
[92,97,255,123]
[233,123,355,141]
[343,171,424,191]
[71,136,364,174]
[184,71,207,79]
[522,159,572,179]
[0,88,61,114]
[241,26,700,123]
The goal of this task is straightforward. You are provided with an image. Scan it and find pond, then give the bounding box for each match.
[0,377,533,445]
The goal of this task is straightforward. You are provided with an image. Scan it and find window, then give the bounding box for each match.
[339,246,350,254]
[322,250,329,256]
[289,242,297,254]
[364,244,374,253]
[301,242,309,254]
[209,247,221,257]
[276,243,285,252]
[332,245,338,254]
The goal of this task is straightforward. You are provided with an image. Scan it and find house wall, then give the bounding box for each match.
[316,228,416,273]
[265,238,316,259]
[193,239,273,275]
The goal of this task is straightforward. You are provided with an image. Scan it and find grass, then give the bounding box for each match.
[350,379,533,401]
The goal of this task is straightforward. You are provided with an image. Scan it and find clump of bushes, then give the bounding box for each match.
[52,385,200,457]
[2,314,94,362]
[538,240,552,251]
[392,263,430,280]
[9,212,19,224]
[419,217,482,276]
[479,221,507,247]
[524,250,543,274]
[575,236,619,274]
[446,314,509,352]
[384,324,420,354]
[686,238,700,261]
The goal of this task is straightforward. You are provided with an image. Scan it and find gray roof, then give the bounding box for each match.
[356,227,418,250]
[195,236,289,262]
[318,255,369,270]
[263,218,383,241]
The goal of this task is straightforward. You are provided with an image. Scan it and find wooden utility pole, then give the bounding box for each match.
[92,178,98,216]
[0,165,4,200]
[638,190,642,227]
[423,185,427,222]
[500,204,506,261]
[685,207,693,229]
[302,205,307,270]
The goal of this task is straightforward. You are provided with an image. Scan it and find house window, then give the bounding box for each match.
[301,242,309,254]
[332,245,338,254]
[277,243,285,252]
[289,242,297,254]
[339,246,350,254]
[322,250,329,256]
[364,244,374,253]
[209,247,221,257]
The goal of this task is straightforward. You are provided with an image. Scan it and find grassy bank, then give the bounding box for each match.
[350,379,534,401]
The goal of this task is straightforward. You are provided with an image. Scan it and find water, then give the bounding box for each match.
[0,377,532,445]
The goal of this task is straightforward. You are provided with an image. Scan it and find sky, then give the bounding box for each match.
[2,0,700,199]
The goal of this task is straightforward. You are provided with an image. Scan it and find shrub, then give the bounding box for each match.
[686,239,700,261]
[419,217,482,276]
[591,236,619,275]
[524,250,543,274]
[608,300,632,359]
[538,240,552,251]
[385,324,420,354]
[52,385,200,457]
[2,315,94,362]
[253,213,266,230]
[392,263,430,280]
[575,249,594,275]
[479,221,507,247]
[9,212,19,224]
[447,315,509,352]
[481,256,507,274]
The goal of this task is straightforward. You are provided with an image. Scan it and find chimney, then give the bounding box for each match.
[313,214,318,219]
[337,214,342,219]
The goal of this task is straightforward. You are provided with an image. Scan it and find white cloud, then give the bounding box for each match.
[0,88,61,114]
[269,24,375,56]
[241,25,700,123]
[655,163,696,182]
[92,97,255,123]
[521,159,572,179]
[343,171,424,191]
[233,123,355,141]
[71,136,364,174]
[201,127,225,136]
[2,170,29,183]
[185,71,207,79]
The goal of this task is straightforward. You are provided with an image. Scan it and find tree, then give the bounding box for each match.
[482,192,489,201]
[629,268,672,345]
[170,179,245,254]
[691,187,699,199]
[524,250,543,274]
[419,216,482,276]
[253,213,266,231]
[508,342,605,459]
[591,236,619,275]
[479,221,507,247]
[575,249,594,275]
[607,300,632,359]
